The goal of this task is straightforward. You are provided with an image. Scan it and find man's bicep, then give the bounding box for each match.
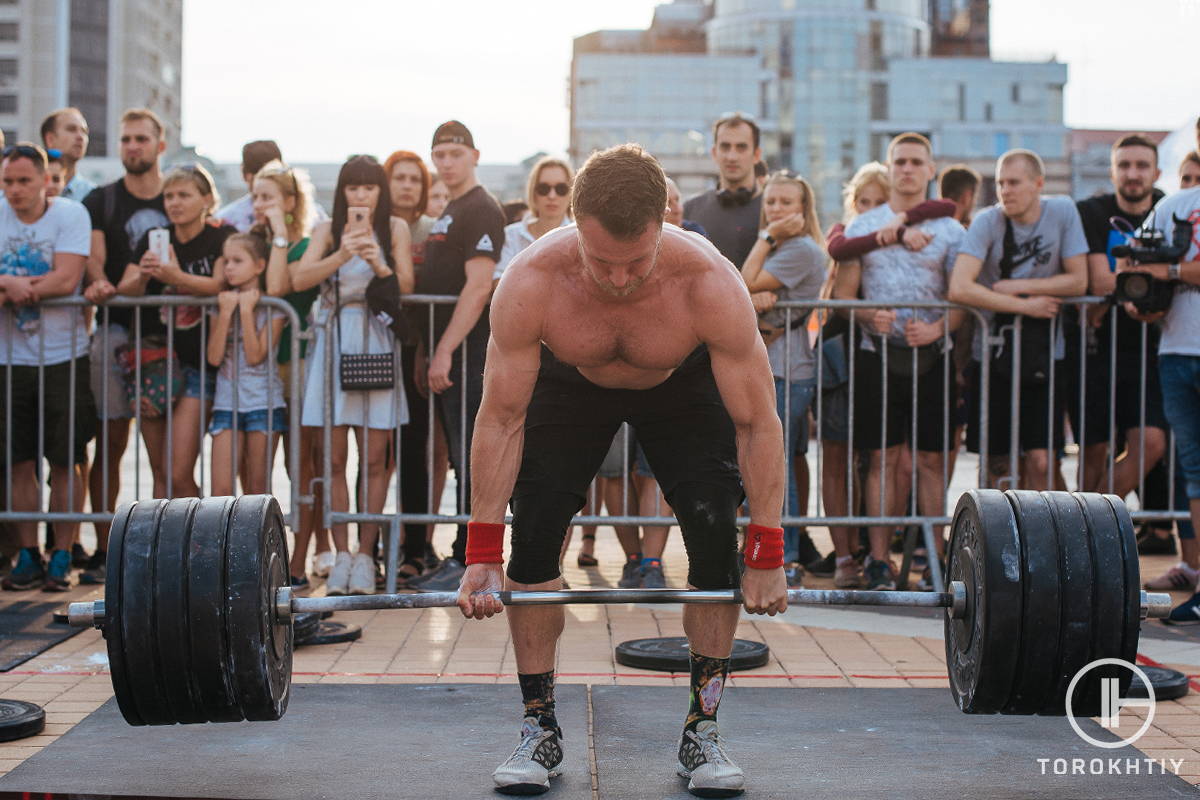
[708,333,775,427]
[481,329,541,421]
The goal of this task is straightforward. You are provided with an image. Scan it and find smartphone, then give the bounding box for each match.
[348,206,370,233]
[148,228,170,263]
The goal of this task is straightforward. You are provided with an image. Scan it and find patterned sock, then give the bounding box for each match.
[641,557,662,569]
[685,649,730,731]
[518,671,560,734]
[628,553,642,563]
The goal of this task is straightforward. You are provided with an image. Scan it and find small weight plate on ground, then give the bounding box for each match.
[0,699,45,742]
[52,608,70,625]
[224,495,291,722]
[1125,666,1190,701]
[292,612,320,642]
[944,489,1023,714]
[1003,490,1061,714]
[613,637,769,672]
[1042,491,1095,716]
[1074,493,1130,715]
[296,620,363,647]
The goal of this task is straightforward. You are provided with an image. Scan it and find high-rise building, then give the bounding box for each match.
[570,0,1068,222]
[0,0,182,156]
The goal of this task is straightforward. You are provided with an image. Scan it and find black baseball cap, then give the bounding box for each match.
[432,120,475,149]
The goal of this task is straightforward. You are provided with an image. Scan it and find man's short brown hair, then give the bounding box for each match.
[1182,150,1200,172]
[998,148,1045,178]
[939,164,980,201]
[39,107,84,145]
[242,139,282,176]
[887,132,932,161]
[1112,133,1159,164]
[712,112,761,150]
[571,144,667,239]
[120,108,164,138]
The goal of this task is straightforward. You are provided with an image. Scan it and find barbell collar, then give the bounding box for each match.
[68,600,105,628]
[1142,591,1172,620]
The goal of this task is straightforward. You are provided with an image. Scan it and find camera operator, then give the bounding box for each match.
[1071,135,1172,552]
[948,149,1088,490]
[1118,184,1200,622]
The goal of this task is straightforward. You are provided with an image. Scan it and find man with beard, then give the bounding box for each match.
[40,108,94,202]
[78,109,169,584]
[1071,134,1174,552]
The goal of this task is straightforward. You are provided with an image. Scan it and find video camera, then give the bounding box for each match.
[1111,215,1192,313]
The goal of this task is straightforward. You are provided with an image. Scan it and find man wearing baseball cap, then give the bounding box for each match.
[407,121,507,591]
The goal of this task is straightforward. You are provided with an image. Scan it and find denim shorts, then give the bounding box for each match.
[182,364,217,400]
[209,407,288,435]
[1159,354,1200,501]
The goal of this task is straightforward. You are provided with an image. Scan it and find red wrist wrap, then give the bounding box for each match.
[465,522,505,565]
[744,524,785,570]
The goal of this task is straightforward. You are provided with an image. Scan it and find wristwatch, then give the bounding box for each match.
[1168,262,1181,281]
[272,235,288,249]
[758,230,776,247]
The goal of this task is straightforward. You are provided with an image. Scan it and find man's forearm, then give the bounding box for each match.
[435,284,490,358]
[949,281,1027,315]
[468,411,527,523]
[736,420,785,529]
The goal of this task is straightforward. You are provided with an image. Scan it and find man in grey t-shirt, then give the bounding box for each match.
[948,149,1087,489]
[683,113,763,267]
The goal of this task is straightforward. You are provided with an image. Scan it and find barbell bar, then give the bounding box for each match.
[69,490,1172,726]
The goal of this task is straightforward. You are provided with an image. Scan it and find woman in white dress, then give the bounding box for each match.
[291,155,414,595]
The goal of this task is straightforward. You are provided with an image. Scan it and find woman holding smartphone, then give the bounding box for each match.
[117,164,233,499]
[292,155,414,596]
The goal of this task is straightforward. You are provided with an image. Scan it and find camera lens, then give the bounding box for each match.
[1124,273,1150,300]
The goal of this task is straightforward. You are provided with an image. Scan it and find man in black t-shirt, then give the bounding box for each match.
[1071,134,1172,546]
[682,113,763,267]
[78,108,168,583]
[407,121,506,592]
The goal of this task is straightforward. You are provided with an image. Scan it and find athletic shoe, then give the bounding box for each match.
[312,550,335,578]
[422,549,441,572]
[1137,529,1177,556]
[1145,562,1200,592]
[783,563,804,589]
[43,549,72,592]
[641,563,666,589]
[794,534,822,568]
[863,558,896,591]
[325,552,352,596]
[916,561,945,592]
[289,574,310,591]
[889,529,905,554]
[677,720,745,798]
[493,717,563,795]
[412,557,466,593]
[348,553,376,595]
[1,548,44,591]
[78,550,106,585]
[70,543,90,569]
[1163,592,1200,626]
[833,556,863,589]
[618,560,643,589]
[805,551,835,578]
[911,547,929,571]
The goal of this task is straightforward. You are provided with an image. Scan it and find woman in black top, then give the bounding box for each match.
[117,164,234,498]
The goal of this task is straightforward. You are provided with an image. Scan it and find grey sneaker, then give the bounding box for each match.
[312,550,335,578]
[863,557,896,591]
[348,553,376,595]
[493,716,563,795]
[641,562,666,589]
[678,720,745,798]
[325,552,352,596]
[412,557,466,593]
[618,560,642,589]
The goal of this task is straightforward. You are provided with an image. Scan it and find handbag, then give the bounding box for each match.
[335,274,395,392]
[991,217,1052,385]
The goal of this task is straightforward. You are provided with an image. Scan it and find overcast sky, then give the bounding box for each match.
[180,0,1200,164]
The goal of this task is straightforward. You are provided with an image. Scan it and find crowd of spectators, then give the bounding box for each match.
[0,105,1199,623]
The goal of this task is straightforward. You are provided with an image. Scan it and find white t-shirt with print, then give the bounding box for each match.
[0,198,90,365]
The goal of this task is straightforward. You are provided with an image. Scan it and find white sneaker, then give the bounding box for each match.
[325,552,352,596]
[348,552,376,595]
[678,720,745,797]
[313,550,335,578]
[493,717,563,795]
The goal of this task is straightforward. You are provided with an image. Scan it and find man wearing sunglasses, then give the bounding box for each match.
[40,108,95,203]
[682,112,764,267]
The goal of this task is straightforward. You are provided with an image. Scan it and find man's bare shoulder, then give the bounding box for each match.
[659,226,746,302]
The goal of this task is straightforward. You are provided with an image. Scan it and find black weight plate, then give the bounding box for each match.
[52,608,69,625]
[1075,493,1130,715]
[613,637,769,672]
[1003,490,1061,714]
[1102,494,1142,677]
[153,498,206,724]
[119,500,177,725]
[1041,491,1095,716]
[103,501,143,726]
[296,620,363,646]
[292,612,320,642]
[186,496,242,723]
[225,495,291,722]
[944,489,1023,714]
[1125,666,1190,701]
[0,699,45,742]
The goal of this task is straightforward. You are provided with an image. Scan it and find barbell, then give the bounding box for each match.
[68,490,1171,726]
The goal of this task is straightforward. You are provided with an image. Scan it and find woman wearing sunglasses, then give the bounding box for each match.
[492,156,573,286]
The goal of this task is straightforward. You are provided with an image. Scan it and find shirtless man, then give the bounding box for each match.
[456,144,787,798]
